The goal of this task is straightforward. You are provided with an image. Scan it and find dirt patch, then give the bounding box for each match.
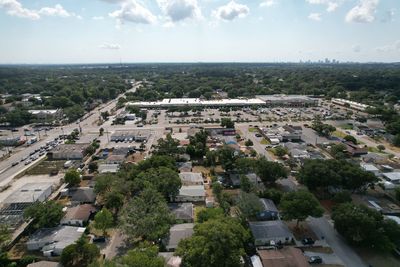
[320,199,335,213]
[25,160,66,176]
[356,248,400,267]
[303,246,334,254]
[287,221,319,241]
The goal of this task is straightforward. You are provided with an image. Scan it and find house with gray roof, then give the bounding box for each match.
[249,221,294,246]
[165,223,194,251]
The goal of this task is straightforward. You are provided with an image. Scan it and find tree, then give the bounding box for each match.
[153,134,182,157]
[176,218,250,267]
[273,146,288,158]
[244,139,253,147]
[258,188,283,205]
[332,203,400,251]
[23,201,64,229]
[221,118,235,128]
[89,162,98,173]
[395,187,400,202]
[93,208,114,236]
[136,167,181,200]
[218,146,237,171]
[64,168,81,187]
[240,175,253,193]
[121,187,173,242]
[344,135,357,144]
[236,192,263,219]
[280,190,324,227]
[312,118,335,137]
[99,128,104,136]
[255,157,287,185]
[0,225,10,250]
[61,236,100,267]
[330,143,348,159]
[377,144,385,151]
[197,208,225,223]
[115,242,165,267]
[104,191,124,215]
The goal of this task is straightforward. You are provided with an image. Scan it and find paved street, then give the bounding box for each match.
[308,216,367,267]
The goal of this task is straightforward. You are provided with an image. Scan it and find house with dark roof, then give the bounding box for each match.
[249,221,294,246]
[68,187,96,204]
[256,198,279,221]
[168,203,194,223]
[258,247,309,267]
[165,223,194,251]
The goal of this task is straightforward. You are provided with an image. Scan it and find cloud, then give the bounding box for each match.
[157,0,202,22]
[109,0,157,25]
[38,4,72,18]
[100,43,121,49]
[260,0,275,7]
[305,0,342,13]
[0,0,40,19]
[0,0,79,20]
[345,0,379,23]
[213,1,249,21]
[381,8,395,23]
[308,12,322,21]
[352,45,361,52]
[92,16,105,20]
[375,40,400,52]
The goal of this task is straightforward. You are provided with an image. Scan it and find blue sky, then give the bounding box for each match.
[0,0,399,63]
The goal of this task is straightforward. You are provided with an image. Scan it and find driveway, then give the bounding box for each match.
[308,216,367,267]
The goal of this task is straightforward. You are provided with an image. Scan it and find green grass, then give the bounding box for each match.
[260,138,270,145]
[248,127,258,132]
[340,123,354,130]
[332,130,347,139]
[26,160,66,175]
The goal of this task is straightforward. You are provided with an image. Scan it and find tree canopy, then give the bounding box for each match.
[23,200,64,229]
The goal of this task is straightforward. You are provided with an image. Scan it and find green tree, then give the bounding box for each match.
[395,187,400,202]
[89,162,99,173]
[121,187,173,242]
[116,242,164,267]
[221,118,235,128]
[153,134,182,157]
[258,188,283,205]
[255,157,287,185]
[280,190,324,227]
[0,225,10,250]
[104,191,124,215]
[377,144,385,151]
[176,218,250,267]
[240,175,253,193]
[244,139,253,147]
[61,236,100,267]
[273,146,288,158]
[236,192,263,219]
[64,168,81,187]
[23,201,64,229]
[344,135,357,144]
[93,208,114,236]
[332,203,400,251]
[330,143,348,159]
[197,208,225,223]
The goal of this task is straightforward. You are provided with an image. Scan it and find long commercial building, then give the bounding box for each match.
[331,98,372,111]
[126,95,318,109]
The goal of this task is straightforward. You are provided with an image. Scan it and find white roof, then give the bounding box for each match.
[251,255,263,267]
[386,215,400,225]
[361,163,379,172]
[4,182,53,203]
[178,185,205,197]
[28,109,59,115]
[382,172,400,182]
[128,98,265,107]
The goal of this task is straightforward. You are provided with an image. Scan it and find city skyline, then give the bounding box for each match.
[0,0,399,64]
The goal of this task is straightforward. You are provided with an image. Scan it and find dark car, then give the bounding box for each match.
[11,162,19,167]
[93,236,106,243]
[301,237,315,246]
[255,133,262,138]
[308,256,323,264]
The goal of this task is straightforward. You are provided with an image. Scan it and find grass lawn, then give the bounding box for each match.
[260,138,270,145]
[339,123,354,130]
[332,130,347,139]
[367,146,385,153]
[248,127,258,132]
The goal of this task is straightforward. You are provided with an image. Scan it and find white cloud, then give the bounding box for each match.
[352,45,361,52]
[0,0,79,20]
[213,1,249,21]
[345,0,379,23]
[305,0,342,13]
[375,40,400,52]
[260,0,275,7]
[38,4,71,18]
[157,0,202,22]
[0,0,40,20]
[100,43,121,49]
[109,0,157,25]
[381,8,395,23]
[92,16,105,20]
[308,12,322,21]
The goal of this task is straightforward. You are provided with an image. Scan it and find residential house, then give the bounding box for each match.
[168,203,194,223]
[256,199,279,221]
[249,221,294,246]
[48,144,90,160]
[382,172,400,185]
[175,185,206,203]
[258,247,309,267]
[343,141,368,157]
[68,187,96,204]
[179,172,204,186]
[61,204,97,227]
[27,226,85,256]
[165,223,194,251]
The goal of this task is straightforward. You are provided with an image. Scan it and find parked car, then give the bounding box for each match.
[308,256,323,264]
[92,236,106,243]
[11,162,19,167]
[301,237,315,246]
[255,133,262,138]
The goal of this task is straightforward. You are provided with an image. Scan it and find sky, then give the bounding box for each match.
[0,0,399,64]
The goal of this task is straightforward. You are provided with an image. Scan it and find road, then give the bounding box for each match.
[0,83,142,187]
[236,124,273,160]
[308,216,367,267]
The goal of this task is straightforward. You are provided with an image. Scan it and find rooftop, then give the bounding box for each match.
[178,185,206,197]
[62,204,96,222]
[179,172,203,185]
[166,223,194,250]
[382,172,400,182]
[258,247,309,267]
[168,203,194,222]
[249,221,293,240]
[3,183,53,204]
